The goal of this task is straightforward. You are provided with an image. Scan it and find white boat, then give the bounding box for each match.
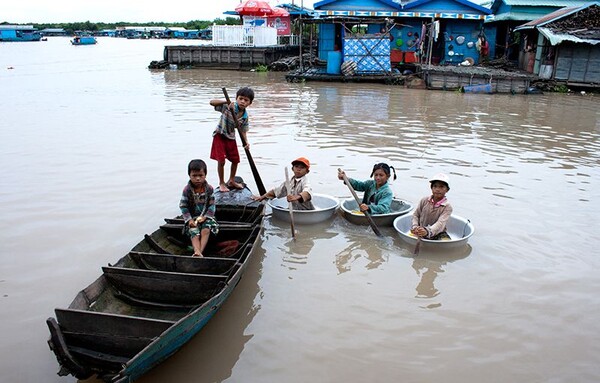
[268,193,339,224]
[393,214,475,249]
[340,197,413,226]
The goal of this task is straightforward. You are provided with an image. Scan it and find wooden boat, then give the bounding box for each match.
[393,214,475,249]
[46,188,264,382]
[268,193,339,224]
[71,36,97,45]
[340,197,413,227]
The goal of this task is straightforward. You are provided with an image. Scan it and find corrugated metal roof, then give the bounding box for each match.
[538,26,600,44]
[490,10,555,19]
[515,4,581,27]
[502,0,590,6]
[515,2,599,29]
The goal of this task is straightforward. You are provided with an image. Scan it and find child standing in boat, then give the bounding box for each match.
[179,159,219,257]
[337,163,397,214]
[252,157,314,210]
[411,173,453,240]
[210,87,254,193]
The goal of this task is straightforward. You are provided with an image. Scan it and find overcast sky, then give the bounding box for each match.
[3,0,318,24]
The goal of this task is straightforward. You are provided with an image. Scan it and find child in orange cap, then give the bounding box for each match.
[253,157,314,210]
[411,173,453,240]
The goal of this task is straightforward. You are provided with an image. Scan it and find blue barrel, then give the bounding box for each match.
[463,83,493,94]
[327,51,342,75]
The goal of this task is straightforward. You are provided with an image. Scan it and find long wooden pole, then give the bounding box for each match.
[222,87,267,195]
[338,168,383,237]
[285,167,296,239]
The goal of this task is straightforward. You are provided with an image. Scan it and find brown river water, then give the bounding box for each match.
[1,37,599,383]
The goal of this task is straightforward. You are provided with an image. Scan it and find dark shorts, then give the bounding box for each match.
[210,133,240,164]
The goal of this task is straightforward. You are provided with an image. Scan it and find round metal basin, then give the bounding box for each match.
[268,193,339,224]
[393,214,475,249]
[340,198,413,227]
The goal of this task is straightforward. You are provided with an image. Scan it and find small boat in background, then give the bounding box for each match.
[268,193,339,224]
[340,197,413,227]
[393,214,475,249]
[71,35,97,45]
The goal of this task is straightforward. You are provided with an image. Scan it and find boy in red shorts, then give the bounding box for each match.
[209,87,254,192]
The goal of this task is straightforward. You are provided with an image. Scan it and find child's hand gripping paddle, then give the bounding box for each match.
[338,168,382,237]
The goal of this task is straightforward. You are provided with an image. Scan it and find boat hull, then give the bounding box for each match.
[47,189,264,382]
[268,193,339,224]
[71,37,97,45]
[393,214,475,249]
[340,198,413,227]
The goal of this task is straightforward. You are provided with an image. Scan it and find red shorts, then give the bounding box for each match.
[210,133,240,164]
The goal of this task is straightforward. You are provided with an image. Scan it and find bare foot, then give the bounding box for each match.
[219,183,230,192]
[192,253,203,258]
[227,180,244,190]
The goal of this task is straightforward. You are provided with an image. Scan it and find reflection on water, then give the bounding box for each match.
[2,37,600,383]
[129,244,265,383]
[412,246,472,303]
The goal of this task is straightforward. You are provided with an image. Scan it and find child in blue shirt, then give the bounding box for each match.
[338,163,397,214]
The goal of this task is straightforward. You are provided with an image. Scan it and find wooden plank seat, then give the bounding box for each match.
[54,309,174,358]
[128,251,238,275]
[101,267,227,307]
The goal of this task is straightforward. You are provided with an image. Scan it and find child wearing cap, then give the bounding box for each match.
[411,173,453,240]
[252,157,314,210]
[337,163,397,214]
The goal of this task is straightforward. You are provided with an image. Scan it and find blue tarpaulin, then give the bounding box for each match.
[343,36,391,74]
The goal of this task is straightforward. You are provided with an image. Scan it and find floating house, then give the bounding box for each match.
[117,26,166,39]
[0,25,42,42]
[39,28,67,37]
[514,2,600,85]
[487,0,592,60]
[310,0,494,75]
[162,2,300,68]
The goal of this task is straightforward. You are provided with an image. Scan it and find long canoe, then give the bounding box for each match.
[46,187,264,382]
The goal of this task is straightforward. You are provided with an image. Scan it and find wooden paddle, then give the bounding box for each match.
[338,168,383,237]
[284,167,296,239]
[221,87,267,195]
[414,236,422,256]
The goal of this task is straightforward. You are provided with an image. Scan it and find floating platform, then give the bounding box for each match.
[285,67,405,85]
[419,65,537,94]
[163,45,299,69]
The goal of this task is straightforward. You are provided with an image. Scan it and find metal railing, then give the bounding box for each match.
[212,25,278,47]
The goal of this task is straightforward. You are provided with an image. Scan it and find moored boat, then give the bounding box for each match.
[393,214,475,249]
[268,193,340,224]
[46,187,264,382]
[71,35,97,45]
[340,197,413,227]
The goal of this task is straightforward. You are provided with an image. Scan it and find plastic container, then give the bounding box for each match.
[390,49,403,63]
[327,51,342,75]
[463,83,493,94]
[404,51,416,63]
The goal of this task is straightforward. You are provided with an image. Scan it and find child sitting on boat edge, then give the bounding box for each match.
[179,159,219,257]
